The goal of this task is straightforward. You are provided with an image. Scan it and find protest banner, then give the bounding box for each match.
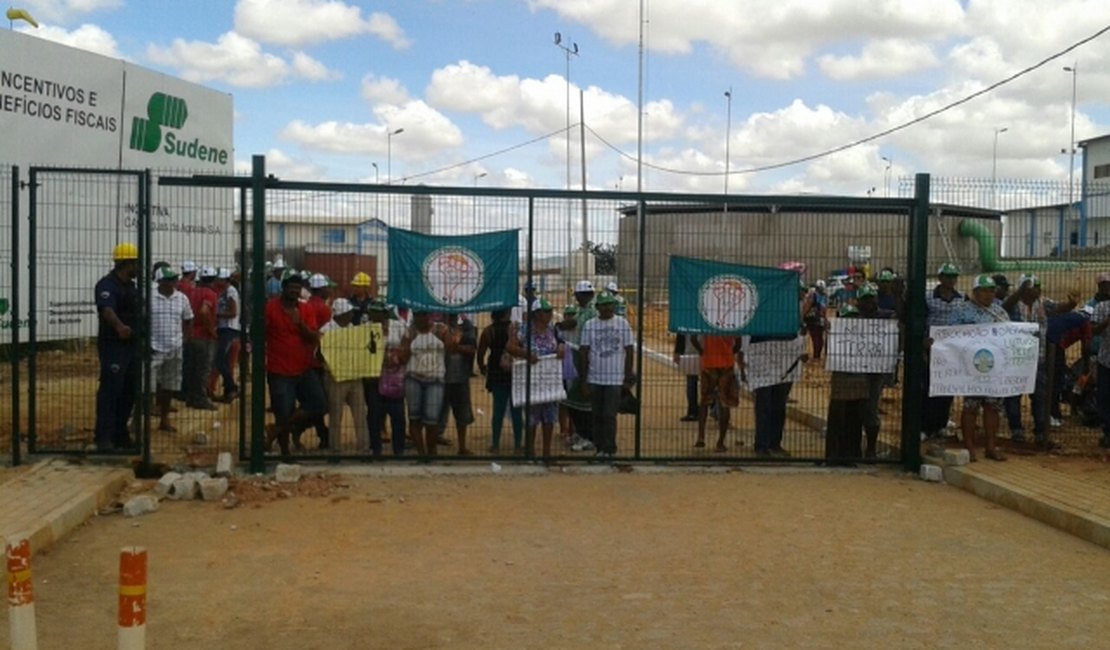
[511,355,567,406]
[319,323,383,382]
[929,322,1039,397]
[743,336,805,390]
[825,318,901,373]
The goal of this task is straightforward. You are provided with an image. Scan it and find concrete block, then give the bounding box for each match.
[171,476,198,500]
[123,494,159,517]
[199,477,229,502]
[920,464,944,483]
[275,463,301,483]
[154,471,183,498]
[943,448,971,466]
[185,471,210,482]
[215,452,234,477]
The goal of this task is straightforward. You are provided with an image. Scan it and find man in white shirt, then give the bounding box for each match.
[150,266,194,433]
[580,293,635,458]
[213,267,241,402]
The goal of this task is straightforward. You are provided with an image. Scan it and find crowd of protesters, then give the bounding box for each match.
[94,244,1110,461]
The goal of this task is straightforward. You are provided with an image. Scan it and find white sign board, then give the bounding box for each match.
[929,322,1039,397]
[0,29,234,342]
[743,336,805,391]
[825,318,900,374]
[511,356,567,406]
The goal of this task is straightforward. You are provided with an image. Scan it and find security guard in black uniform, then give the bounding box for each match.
[94,242,141,451]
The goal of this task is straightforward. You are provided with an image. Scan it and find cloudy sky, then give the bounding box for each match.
[13,0,1110,198]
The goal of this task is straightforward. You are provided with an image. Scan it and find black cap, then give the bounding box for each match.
[991,274,1009,287]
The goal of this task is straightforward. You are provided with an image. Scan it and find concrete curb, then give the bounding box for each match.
[0,460,132,555]
[942,463,1110,550]
[305,462,882,479]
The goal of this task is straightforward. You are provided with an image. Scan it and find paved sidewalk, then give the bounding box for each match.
[0,459,132,554]
[936,454,1110,550]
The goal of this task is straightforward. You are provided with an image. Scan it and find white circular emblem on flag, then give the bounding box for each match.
[422,246,485,307]
[698,274,759,331]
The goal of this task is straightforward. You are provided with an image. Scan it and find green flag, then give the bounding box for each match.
[387,228,519,313]
[668,256,801,336]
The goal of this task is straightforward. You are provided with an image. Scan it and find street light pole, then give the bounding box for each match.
[371,162,378,184]
[554,32,578,279]
[1064,63,1078,245]
[991,127,1008,209]
[473,172,487,220]
[881,155,893,197]
[724,88,732,214]
[386,127,404,184]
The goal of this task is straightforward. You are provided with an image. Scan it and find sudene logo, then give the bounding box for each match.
[128,92,228,165]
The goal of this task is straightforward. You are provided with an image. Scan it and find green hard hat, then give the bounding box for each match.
[857,282,878,299]
[839,305,860,317]
[937,263,960,277]
[972,274,996,290]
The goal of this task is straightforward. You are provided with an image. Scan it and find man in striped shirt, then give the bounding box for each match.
[923,263,963,438]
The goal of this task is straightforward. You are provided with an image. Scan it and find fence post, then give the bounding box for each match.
[238,186,248,462]
[26,169,37,454]
[249,156,267,474]
[900,173,930,471]
[137,171,153,470]
[633,199,646,460]
[10,166,21,466]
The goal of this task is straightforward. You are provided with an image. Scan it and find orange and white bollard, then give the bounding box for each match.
[6,535,38,650]
[117,546,147,650]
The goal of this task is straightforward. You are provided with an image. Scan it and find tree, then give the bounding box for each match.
[587,241,618,275]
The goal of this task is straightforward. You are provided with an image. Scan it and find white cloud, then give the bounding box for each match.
[20,0,120,22]
[280,99,464,161]
[146,31,341,88]
[819,39,940,80]
[22,23,121,58]
[234,0,410,48]
[530,0,965,80]
[361,75,410,106]
[426,60,684,142]
[291,51,341,82]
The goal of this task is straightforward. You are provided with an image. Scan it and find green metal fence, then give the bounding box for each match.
[3,157,955,472]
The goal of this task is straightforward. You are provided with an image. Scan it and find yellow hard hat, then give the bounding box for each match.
[112,242,138,261]
[351,272,372,287]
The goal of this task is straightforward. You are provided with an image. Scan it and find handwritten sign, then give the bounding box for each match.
[929,322,1039,397]
[320,323,384,382]
[511,355,567,406]
[744,336,805,391]
[825,318,900,374]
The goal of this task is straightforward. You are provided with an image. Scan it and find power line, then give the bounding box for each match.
[589,22,1110,177]
[399,124,574,183]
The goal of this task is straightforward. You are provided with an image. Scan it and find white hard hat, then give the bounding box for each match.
[181,260,198,274]
[272,255,286,270]
[575,280,595,293]
[331,298,353,317]
[217,267,232,280]
[816,279,826,288]
[606,281,618,292]
[200,265,217,279]
[308,273,328,289]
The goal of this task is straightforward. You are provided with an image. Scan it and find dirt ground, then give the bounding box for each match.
[6,470,1109,649]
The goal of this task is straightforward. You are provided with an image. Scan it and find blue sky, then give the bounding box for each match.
[10,0,1110,198]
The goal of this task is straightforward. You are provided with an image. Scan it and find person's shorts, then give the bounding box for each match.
[699,367,740,408]
[151,348,183,392]
[962,396,1002,413]
[529,402,559,426]
[268,371,326,423]
[406,375,445,426]
[438,380,475,428]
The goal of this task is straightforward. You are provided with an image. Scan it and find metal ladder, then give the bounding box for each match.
[935,215,958,266]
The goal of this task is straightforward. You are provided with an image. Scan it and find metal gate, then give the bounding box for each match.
[6,158,932,473]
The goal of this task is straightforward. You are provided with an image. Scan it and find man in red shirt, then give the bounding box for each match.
[265,270,325,457]
[692,335,741,452]
[184,266,219,410]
